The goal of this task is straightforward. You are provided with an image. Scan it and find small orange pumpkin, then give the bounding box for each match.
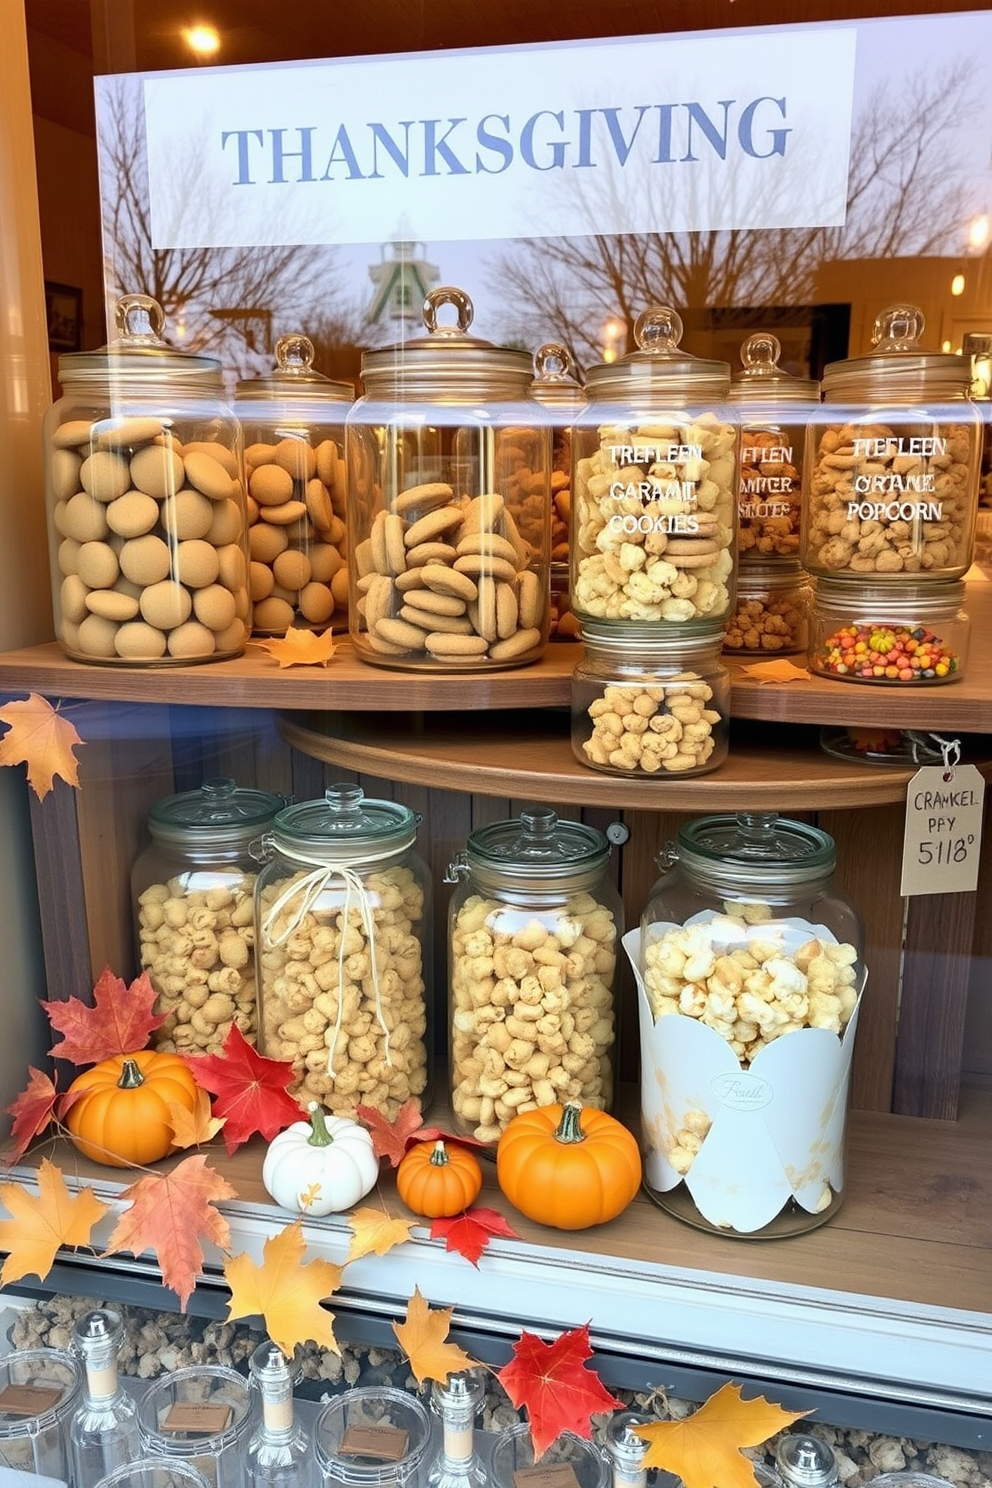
[64,1050,200,1168]
[396,1139,483,1218]
[496,1102,641,1230]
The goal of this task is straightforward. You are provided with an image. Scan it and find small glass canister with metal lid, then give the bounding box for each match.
[345,286,551,669]
[235,334,353,635]
[43,293,250,665]
[802,304,983,581]
[255,784,431,1119]
[530,341,586,639]
[722,560,811,656]
[446,807,622,1147]
[629,813,866,1237]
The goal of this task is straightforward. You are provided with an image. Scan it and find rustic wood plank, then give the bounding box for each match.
[895,889,978,1118]
[27,779,91,999]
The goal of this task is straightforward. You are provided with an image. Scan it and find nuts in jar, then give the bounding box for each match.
[722,562,810,655]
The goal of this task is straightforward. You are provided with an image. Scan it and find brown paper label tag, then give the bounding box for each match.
[514,1463,583,1488]
[160,1402,234,1435]
[339,1425,409,1461]
[0,1383,63,1416]
[900,763,986,896]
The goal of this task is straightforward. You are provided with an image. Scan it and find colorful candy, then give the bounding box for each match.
[814,622,961,682]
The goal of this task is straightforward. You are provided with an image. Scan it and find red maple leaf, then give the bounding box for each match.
[497,1323,624,1459]
[357,1097,486,1168]
[5,1068,59,1163]
[183,1024,303,1153]
[430,1206,520,1266]
[42,966,165,1066]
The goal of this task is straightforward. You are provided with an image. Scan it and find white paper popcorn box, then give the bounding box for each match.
[624,923,867,1235]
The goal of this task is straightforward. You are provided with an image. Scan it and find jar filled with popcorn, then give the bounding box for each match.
[530,341,586,639]
[234,334,353,635]
[42,293,250,665]
[570,305,738,631]
[802,304,982,582]
[630,812,865,1237]
[132,778,285,1055]
[256,784,431,1119]
[345,286,551,670]
[722,560,811,657]
[446,807,623,1147]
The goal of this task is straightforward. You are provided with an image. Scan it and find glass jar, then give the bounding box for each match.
[136,1365,252,1488]
[345,286,551,670]
[426,1371,492,1488]
[728,332,819,563]
[313,1387,431,1488]
[245,1342,313,1488]
[722,561,810,656]
[70,1308,141,1487]
[0,1347,81,1482]
[132,778,285,1054]
[802,305,982,581]
[634,813,865,1237]
[572,624,729,777]
[93,1461,213,1488]
[42,294,250,665]
[571,305,738,630]
[446,807,622,1147]
[256,784,431,1119]
[235,334,353,635]
[809,578,969,684]
[530,342,586,638]
[490,1423,608,1488]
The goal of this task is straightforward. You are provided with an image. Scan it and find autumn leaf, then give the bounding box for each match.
[0,693,83,799]
[5,1067,60,1163]
[167,1088,226,1150]
[431,1206,520,1266]
[357,1098,485,1167]
[739,659,811,685]
[252,629,337,668]
[0,1158,109,1285]
[225,1217,342,1356]
[632,1384,810,1488]
[43,966,166,1066]
[392,1286,477,1387]
[497,1323,624,1459]
[101,1154,236,1310]
[183,1024,303,1153]
[346,1205,418,1262]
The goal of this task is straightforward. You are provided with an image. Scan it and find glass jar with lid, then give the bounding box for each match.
[570,305,738,630]
[313,1387,431,1488]
[136,1364,251,1488]
[722,561,811,656]
[633,813,865,1237]
[132,778,285,1055]
[42,294,250,665]
[491,1423,608,1488]
[235,334,353,635]
[446,807,622,1147]
[572,624,729,776]
[256,784,431,1119]
[802,304,982,581]
[0,1347,81,1483]
[530,341,586,639]
[345,286,551,670]
[809,577,969,684]
[728,332,818,563]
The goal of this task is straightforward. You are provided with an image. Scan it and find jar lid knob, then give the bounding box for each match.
[633,305,684,354]
[740,332,782,370]
[324,783,365,818]
[423,285,474,336]
[519,807,559,841]
[534,342,572,380]
[275,333,317,374]
[114,293,167,345]
[870,303,925,352]
[736,812,780,843]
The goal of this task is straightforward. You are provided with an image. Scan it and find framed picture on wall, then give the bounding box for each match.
[45,281,83,352]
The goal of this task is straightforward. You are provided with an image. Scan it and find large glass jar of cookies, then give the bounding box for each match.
[42,294,250,665]
[235,335,353,635]
[256,784,431,1120]
[345,286,551,670]
[802,304,983,582]
[446,807,622,1147]
[630,812,865,1238]
[530,341,586,639]
[571,305,738,631]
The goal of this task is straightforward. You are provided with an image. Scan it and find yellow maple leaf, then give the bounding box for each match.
[346,1205,418,1262]
[633,1383,809,1488]
[392,1286,477,1387]
[167,1089,226,1150]
[0,1158,109,1285]
[0,694,83,798]
[252,628,337,668]
[739,659,810,685]
[224,1217,343,1357]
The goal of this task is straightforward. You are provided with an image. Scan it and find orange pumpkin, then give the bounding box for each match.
[64,1050,200,1168]
[496,1102,642,1230]
[396,1139,483,1217]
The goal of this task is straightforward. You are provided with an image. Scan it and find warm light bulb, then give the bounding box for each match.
[183,24,220,56]
[941,340,952,352]
[951,274,966,296]
[967,213,990,251]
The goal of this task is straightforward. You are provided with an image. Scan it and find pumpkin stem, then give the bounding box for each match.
[306,1101,334,1148]
[117,1058,146,1090]
[429,1140,450,1167]
[554,1103,586,1145]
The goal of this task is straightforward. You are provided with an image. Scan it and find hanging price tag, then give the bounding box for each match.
[900,740,985,896]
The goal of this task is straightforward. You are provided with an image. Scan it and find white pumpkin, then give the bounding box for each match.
[262,1103,379,1216]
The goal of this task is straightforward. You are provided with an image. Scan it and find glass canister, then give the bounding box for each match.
[490,1423,608,1488]
[446,807,622,1147]
[346,286,551,670]
[136,1365,252,1488]
[570,305,737,629]
[572,624,729,776]
[802,304,982,581]
[313,1386,431,1488]
[722,561,811,656]
[256,784,431,1119]
[132,778,285,1054]
[728,332,819,562]
[94,1461,213,1488]
[235,335,353,635]
[42,293,250,665]
[0,1347,81,1482]
[530,341,586,639]
[631,813,865,1237]
[809,578,969,684]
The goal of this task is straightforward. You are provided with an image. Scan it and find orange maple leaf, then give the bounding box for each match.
[167,1089,226,1150]
[252,628,337,668]
[632,1384,810,1488]
[739,660,810,685]
[392,1286,477,1387]
[346,1205,418,1262]
[0,1158,109,1285]
[5,1067,60,1163]
[225,1217,342,1357]
[101,1154,236,1310]
[44,966,166,1066]
[0,694,83,799]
